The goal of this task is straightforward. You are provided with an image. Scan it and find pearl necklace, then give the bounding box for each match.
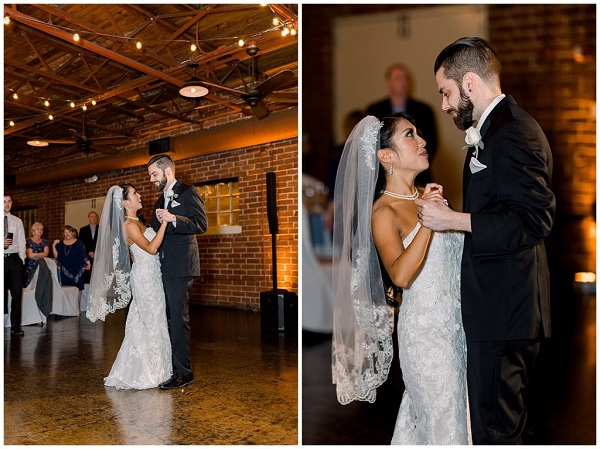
[125,215,139,221]
[383,187,419,201]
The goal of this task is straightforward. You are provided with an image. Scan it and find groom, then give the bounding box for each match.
[147,154,208,389]
[415,37,555,444]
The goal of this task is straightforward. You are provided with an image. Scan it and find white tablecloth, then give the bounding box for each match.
[302,206,334,333]
[4,262,47,327]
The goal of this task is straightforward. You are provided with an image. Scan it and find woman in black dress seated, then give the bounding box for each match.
[52,225,90,290]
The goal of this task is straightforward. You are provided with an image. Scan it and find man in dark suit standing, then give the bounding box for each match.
[367,63,438,186]
[79,211,99,284]
[147,154,208,389]
[415,37,555,444]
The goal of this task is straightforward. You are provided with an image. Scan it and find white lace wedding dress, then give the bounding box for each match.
[104,227,172,390]
[391,224,469,445]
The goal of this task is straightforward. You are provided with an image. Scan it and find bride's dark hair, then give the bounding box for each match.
[372,112,423,306]
[374,112,423,203]
[120,183,149,227]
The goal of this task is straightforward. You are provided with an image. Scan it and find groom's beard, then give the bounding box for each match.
[447,85,475,131]
[154,175,167,192]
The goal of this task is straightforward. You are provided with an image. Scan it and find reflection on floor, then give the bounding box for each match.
[303,281,596,445]
[5,305,298,445]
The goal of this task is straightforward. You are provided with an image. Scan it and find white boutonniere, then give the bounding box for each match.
[463,126,484,159]
[166,189,178,201]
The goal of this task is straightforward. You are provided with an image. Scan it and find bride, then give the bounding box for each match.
[331,113,469,444]
[87,184,172,390]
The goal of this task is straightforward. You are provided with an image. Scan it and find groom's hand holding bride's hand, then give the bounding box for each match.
[415,183,472,233]
[416,183,453,232]
[156,208,175,224]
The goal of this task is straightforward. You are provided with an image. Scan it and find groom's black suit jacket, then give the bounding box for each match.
[151,180,208,277]
[461,95,555,342]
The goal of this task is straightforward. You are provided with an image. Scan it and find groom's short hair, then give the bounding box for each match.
[434,36,501,88]
[147,154,175,171]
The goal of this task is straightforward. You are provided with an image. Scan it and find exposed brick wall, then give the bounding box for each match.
[7,136,298,311]
[488,4,596,273]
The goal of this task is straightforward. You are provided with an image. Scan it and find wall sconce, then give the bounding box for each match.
[574,271,596,295]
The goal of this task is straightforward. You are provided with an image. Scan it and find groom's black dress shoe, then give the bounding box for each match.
[159,374,194,390]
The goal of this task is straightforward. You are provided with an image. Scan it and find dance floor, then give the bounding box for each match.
[302,276,596,445]
[4,305,298,445]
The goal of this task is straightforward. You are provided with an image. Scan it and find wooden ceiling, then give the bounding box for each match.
[3,4,298,175]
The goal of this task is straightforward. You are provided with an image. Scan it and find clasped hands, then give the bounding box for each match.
[415,183,454,232]
[156,208,175,224]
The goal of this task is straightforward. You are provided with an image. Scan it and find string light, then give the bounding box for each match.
[290,27,297,36]
[136,40,142,50]
[48,114,54,120]
[82,105,87,111]
[281,26,290,37]
[70,101,75,108]
[190,43,197,52]
[44,100,50,107]
[73,32,80,42]
[12,92,18,100]
[4,13,10,25]
[91,99,97,106]
[9,120,15,127]
[238,39,244,47]
[273,17,279,26]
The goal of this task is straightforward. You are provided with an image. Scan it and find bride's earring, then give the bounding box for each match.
[389,162,393,175]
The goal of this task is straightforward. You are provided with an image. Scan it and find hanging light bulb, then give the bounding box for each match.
[290,27,297,36]
[238,39,244,47]
[282,26,290,37]
[12,92,18,100]
[273,17,279,26]
[4,13,10,25]
[91,99,97,106]
[136,40,142,50]
[9,120,14,127]
[44,100,50,107]
[70,101,75,108]
[48,114,54,121]
[82,105,87,111]
[73,32,80,42]
[179,63,209,98]
[190,43,197,52]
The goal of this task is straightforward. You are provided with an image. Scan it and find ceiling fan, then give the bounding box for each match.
[196,42,297,119]
[23,114,130,154]
[62,111,131,154]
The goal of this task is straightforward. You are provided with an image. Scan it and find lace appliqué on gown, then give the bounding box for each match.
[104,228,172,390]
[391,225,469,445]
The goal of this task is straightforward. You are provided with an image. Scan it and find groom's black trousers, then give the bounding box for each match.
[467,339,541,444]
[162,274,195,381]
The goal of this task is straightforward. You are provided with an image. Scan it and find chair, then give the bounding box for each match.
[45,258,81,317]
[4,262,48,327]
[80,283,90,312]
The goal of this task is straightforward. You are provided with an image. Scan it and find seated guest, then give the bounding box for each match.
[52,225,90,291]
[25,222,50,287]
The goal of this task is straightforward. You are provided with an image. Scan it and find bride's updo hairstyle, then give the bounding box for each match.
[120,183,149,226]
[374,112,422,202]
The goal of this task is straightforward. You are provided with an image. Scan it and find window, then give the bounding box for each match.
[196,178,241,235]
[12,207,38,236]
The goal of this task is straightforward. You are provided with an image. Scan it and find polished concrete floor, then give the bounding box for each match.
[5,305,298,445]
[302,277,596,445]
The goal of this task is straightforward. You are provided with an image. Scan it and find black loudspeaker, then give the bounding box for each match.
[266,172,279,235]
[149,137,171,155]
[260,290,298,333]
